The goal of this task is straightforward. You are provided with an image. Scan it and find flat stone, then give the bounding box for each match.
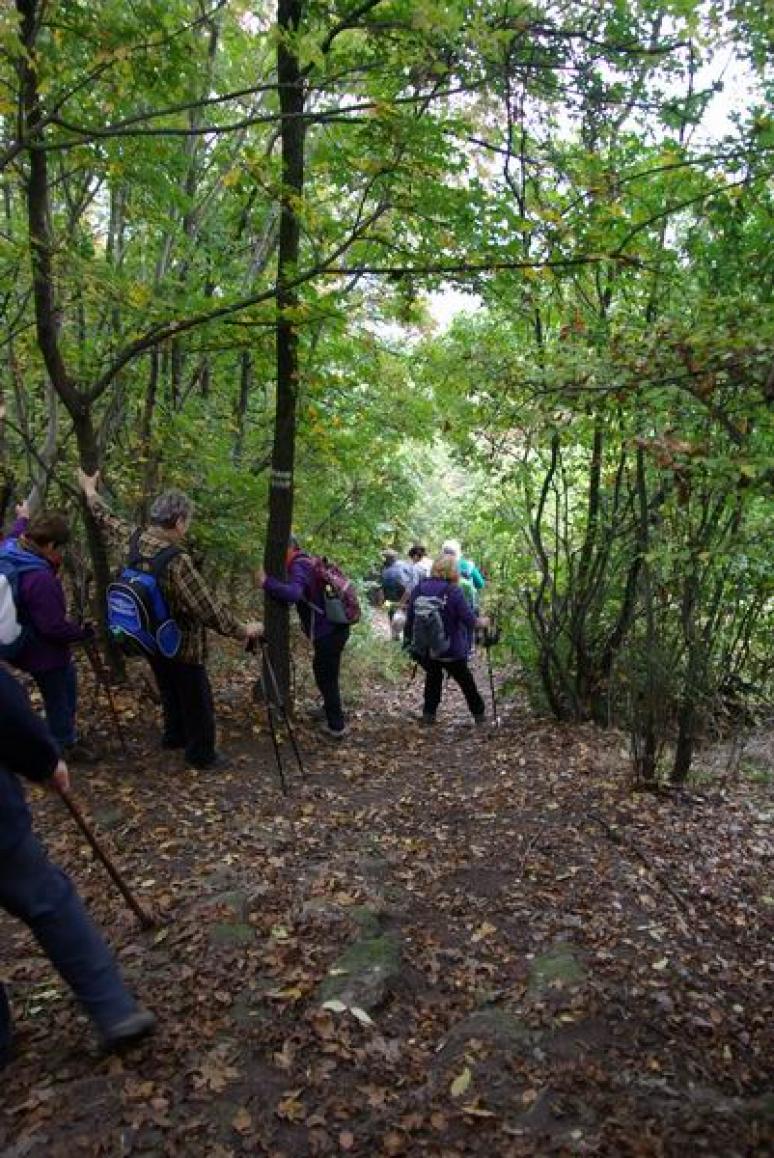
[210,921,255,947]
[318,932,401,1011]
[528,943,585,993]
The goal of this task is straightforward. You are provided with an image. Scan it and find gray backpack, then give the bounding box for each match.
[409,591,450,660]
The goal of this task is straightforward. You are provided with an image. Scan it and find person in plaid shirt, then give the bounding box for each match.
[78,470,262,770]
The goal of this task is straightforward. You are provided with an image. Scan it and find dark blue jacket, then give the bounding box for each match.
[0,667,59,853]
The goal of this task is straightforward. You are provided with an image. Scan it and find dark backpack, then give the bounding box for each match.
[382,561,413,602]
[409,588,450,661]
[106,530,183,658]
[310,556,361,626]
[0,544,49,660]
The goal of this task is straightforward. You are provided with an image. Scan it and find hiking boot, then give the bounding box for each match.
[189,751,231,771]
[64,742,100,765]
[160,736,185,750]
[322,723,348,740]
[473,713,486,727]
[421,712,436,726]
[100,1008,157,1051]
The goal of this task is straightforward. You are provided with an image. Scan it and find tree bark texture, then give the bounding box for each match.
[264,0,305,705]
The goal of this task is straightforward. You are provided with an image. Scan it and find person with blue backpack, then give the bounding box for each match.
[78,471,263,770]
[0,504,95,760]
[405,553,490,726]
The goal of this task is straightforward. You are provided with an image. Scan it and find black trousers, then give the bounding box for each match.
[149,657,216,767]
[312,626,349,732]
[422,657,485,719]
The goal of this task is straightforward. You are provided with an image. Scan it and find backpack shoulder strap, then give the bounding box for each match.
[127,528,144,568]
[148,545,183,578]
[127,529,182,577]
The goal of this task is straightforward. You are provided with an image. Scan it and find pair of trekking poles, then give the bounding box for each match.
[246,636,305,794]
[482,621,501,728]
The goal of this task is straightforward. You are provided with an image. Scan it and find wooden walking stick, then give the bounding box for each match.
[55,785,156,930]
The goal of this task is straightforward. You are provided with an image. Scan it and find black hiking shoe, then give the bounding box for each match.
[101,1008,157,1052]
[322,723,348,740]
[421,712,436,726]
[189,751,232,771]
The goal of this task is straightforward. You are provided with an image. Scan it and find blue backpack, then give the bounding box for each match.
[0,542,49,660]
[106,531,182,658]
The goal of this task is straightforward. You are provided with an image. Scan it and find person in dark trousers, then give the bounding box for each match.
[0,503,95,761]
[405,553,490,726]
[258,538,350,739]
[0,666,155,1067]
[78,471,263,770]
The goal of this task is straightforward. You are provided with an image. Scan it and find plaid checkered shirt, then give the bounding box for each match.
[90,497,244,664]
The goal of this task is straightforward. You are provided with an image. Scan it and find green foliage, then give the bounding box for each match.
[1,0,771,780]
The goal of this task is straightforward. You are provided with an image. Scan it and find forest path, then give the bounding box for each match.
[0,639,772,1156]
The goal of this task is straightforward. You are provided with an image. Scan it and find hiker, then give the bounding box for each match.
[408,544,432,581]
[258,538,350,739]
[442,539,485,610]
[381,549,418,640]
[0,503,96,761]
[78,471,263,770]
[405,553,489,726]
[0,666,156,1067]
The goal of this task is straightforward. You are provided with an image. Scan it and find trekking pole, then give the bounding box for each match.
[55,784,156,930]
[259,638,306,780]
[483,622,501,728]
[254,645,288,796]
[81,637,130,758]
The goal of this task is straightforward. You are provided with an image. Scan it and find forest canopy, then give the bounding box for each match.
[1,0,772,778]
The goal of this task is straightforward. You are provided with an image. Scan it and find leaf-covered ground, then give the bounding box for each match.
[1,637,772,1157]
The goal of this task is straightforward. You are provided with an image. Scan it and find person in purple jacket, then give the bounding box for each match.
[258,537,350,739]
[0,504,94,760]
[0,666,155,1067]
[405,553,490,726]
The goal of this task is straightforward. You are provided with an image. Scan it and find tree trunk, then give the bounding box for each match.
[17,0,122,674]
[263,0,305,704]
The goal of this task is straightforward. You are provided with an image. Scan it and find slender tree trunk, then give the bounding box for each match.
[17,0,123,674]
[634,445,658,782]
[264,0,305,703]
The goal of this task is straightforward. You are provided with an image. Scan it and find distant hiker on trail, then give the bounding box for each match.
[0,666,156,1067]
[258,538,353,740]
[442,539,485,611]
[381,549,417,604]
[408,544,432,581]
[405,553,489,727]
[0,503,96,762]
[78,471,263,771]
[381,548,418,640]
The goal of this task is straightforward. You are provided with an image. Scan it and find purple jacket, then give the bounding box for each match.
[263,552,339,641]
[1,519,88,672]
[406,577,477,661]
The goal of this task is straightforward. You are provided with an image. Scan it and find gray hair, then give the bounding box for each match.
[149,488,193,529]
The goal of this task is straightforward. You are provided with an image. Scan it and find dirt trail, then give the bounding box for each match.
[1,645,772,1156]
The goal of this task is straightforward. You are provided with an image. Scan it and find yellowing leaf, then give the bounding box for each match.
[231,1106,252,1134]
[450,1066,472,1098]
